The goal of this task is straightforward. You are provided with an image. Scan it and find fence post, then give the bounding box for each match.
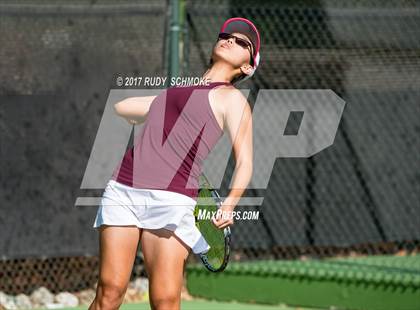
[168,0,182,81]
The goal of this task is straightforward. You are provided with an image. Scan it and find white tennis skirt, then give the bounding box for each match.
[93,179,210,254]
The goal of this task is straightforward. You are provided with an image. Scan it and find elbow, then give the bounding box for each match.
[114,97,132,115]
[113,101,123,116]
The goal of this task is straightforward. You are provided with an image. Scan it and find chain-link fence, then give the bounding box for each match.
[184,0,419,260]
[0,0,165,295]
[1,0,419,297]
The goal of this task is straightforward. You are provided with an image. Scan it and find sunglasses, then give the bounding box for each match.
[218,32,254,66]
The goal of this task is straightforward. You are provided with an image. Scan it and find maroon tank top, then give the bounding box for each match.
[110,81,230,201]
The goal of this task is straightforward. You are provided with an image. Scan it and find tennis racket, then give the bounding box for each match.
[194,173,231,272]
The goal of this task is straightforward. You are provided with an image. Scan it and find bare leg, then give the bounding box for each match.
[141,228,190,310]
[89,225,141,310]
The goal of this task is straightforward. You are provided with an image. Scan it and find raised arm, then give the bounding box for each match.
[114,96,157,125]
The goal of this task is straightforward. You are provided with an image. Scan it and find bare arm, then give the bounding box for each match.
[222,90,253,210]
[114,96,156,125]
[211,88,253,229]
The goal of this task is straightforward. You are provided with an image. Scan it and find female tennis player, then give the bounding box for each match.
[89,17,260,310]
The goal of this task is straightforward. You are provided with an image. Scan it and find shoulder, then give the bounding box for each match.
[210,85,250,112]
[211,84,245,99]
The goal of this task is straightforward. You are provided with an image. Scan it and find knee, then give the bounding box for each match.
[150,292,180,310]
[94,281,127,310]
